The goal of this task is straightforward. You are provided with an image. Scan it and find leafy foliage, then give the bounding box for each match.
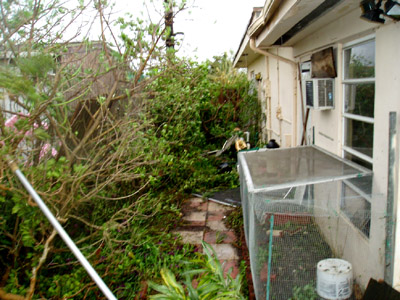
[289,283,318,300]
[144,54,259,194]
[148,241,246,300]
[0,1,260,299]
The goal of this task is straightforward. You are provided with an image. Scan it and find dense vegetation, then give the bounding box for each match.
[0,0,260,299]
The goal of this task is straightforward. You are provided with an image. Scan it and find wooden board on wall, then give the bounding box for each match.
[311,47,337,78]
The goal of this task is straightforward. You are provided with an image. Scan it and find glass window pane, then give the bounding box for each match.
[344,40,375,79]
[344,152,372,170]
[341,182,371,237]
[345,119,374,157]
[343,176,373,195]
[344,83,375,117]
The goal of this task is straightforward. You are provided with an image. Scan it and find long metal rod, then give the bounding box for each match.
[8,159,117,300]
[266,214,274,300]
[385,111,397,284]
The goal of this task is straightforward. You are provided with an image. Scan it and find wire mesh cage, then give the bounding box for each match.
[238,146,374,300]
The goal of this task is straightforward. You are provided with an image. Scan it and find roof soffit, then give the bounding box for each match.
[280,1,362,47]
[233,0,360,68]
[256,0,324,48]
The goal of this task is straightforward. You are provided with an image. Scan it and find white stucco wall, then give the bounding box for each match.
[293,21,400,289]
[248,55,266,82]
[245,5,400,289]
[374,22,400,291]
[294,19,400,289]
[248,55,268,142]
[254,47,296,148]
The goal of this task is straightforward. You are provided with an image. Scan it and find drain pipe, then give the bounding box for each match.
[250,38,298,146]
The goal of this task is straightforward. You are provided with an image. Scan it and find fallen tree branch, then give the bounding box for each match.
[26,229,57,300]
[0,289,25,300]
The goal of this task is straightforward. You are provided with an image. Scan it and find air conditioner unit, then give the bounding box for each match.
[305,79,335,110]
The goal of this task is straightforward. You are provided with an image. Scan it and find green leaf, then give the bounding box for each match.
[12,204,20,214]
[34,128,51,140]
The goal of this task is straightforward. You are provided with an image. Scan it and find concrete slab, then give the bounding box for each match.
[204,231,237,244]
[208,201,234,214]
[182,198,208,212]
[183,211,206,223]
[210,243,239,260]
[177,197,242,282]
[172,230,203,244]
[207,220,229,231]
[207,214,225,221]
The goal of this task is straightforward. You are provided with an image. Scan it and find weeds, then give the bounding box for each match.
[148,241,246,299]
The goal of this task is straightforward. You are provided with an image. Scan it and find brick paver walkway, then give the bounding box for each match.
[172,197,240,278]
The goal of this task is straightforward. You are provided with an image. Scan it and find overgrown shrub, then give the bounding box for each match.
[0,1,260,299]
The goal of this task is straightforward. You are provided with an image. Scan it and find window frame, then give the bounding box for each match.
[340,35,375,238]
[342,35,376,168]
[341,179,372,238]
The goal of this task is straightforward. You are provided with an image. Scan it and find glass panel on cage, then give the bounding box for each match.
[242,147,367,190]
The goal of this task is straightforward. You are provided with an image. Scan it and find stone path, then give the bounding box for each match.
[172,197,240,278]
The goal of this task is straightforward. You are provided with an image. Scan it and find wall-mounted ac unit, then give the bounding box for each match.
[305,79,335,110]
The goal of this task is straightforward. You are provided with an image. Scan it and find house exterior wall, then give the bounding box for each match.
[247,55,268,141]
[249,48,296,147]
[292,15,400,289]
[243,4,400,290]
[375,22,400,291]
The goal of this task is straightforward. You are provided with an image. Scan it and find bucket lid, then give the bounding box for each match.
[318,258,352,275]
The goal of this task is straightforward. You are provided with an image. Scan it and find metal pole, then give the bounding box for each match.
[385,112,397,284]
[266,214,274,300]
[8,159,117,300]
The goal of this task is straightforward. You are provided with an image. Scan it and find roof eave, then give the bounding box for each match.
[233,0,283,68]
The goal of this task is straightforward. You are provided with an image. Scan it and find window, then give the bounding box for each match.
[341,177,372,238]
[342,38,375,170]
[341,38,375,238]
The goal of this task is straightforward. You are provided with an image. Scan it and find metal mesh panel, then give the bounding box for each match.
[238,146,376,300]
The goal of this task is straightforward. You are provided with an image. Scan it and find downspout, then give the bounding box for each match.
[250,38,298,146]
[266,56,272,142]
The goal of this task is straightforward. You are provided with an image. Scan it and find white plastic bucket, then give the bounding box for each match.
[316,258,353,300]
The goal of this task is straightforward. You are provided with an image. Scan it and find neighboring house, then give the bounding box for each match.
[59,41,123,103]
[0,41,127,140]
[56,41,127,139]
[234,0,400,292]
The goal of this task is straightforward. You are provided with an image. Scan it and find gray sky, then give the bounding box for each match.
[91,0,266,62]
[173,0,265,61]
